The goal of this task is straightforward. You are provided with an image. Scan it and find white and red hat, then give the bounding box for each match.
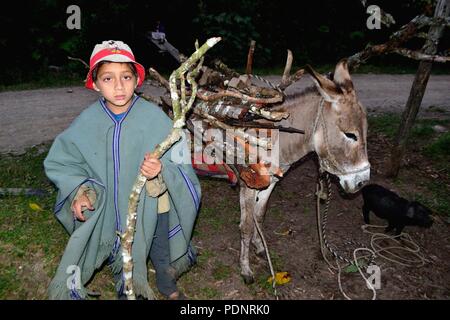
[85,40,145,90]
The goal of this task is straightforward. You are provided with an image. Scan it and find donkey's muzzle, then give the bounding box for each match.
[337,167,370,193]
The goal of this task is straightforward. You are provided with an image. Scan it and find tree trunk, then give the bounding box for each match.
[387,0,450,178]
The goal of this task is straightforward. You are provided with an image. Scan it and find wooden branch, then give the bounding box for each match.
[347,13,450,70]
[426,16,450,27]
[193,108,272,149]
[196,88,283,105]
[414,32,430,39]
[67,56,89,69]
[194,100,249,120]
[248,85,283,98]
[122,37,221,300]
[393,48,450,63]
[347,14,432,70]
[248,106,289,121]
[188,117,247,166]
[277,68,305,91]
[281,49,293,86]
[246,40,256,75]
[225,120,305,134]
[185,40,204,114]
[198,66,225,87]
[148,68,170,91]
[211,58,240,79]
[387,0,450,177]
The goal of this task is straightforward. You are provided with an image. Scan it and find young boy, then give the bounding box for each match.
[44,40,201,300]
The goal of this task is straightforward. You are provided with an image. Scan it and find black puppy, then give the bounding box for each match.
[361,184,433,235]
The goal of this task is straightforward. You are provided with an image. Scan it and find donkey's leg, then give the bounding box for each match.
[239,182,257,284]
[251,181,277,257]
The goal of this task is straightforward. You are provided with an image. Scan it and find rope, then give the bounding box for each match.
[316,171,430,300]
[316,172,377,300]
[361,224,430,267]
[251,205,279,299]
[316,171,376,266]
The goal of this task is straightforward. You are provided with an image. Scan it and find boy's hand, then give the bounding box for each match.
[71,194,94,221]
[141,153,162,180]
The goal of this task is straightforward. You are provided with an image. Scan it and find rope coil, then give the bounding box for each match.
[316,171,430,300]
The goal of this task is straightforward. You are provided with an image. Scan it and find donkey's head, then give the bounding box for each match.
[307,60,370,193]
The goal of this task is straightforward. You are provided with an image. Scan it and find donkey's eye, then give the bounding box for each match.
[344,132,358,141]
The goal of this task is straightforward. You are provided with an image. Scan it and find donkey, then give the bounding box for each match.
[237,59,370,284]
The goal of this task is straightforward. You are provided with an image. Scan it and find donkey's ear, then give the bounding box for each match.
[333,59,354,93]
[305,64,341,102]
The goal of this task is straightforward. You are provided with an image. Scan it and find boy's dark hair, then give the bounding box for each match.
[92,61,138,82]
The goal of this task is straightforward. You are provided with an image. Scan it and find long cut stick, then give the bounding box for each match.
[121,37,221,300]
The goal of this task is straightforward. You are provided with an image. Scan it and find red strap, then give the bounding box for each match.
[90,48,135,68]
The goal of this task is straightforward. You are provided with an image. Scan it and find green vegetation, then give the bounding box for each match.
[1,110,449,298]
[425,132,450,158]
[369,114,450,216]
[368,114,450,140]
[197,180,240,232]
[0,145,52,188]
[198,286,221,299]
[3,1,449,89]
[414,184,450,218]
[212,261,232,281]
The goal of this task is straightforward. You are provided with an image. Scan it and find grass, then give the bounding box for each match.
[197,181,240,232]
[369,114,450,216]
[424,132,450,158]
[0,145,67,299]
[198,286,221,299]
[212,261,232,281]
[368,114,450,171]
[368,114,450,141]
[1,122,449,298]
[0,145,53,189]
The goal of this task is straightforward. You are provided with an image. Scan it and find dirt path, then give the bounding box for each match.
[0,74,449,154]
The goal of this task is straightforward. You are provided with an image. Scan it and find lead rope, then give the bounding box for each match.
[316,170,377,300]
[251,203,279,299]
[362,225,430,267]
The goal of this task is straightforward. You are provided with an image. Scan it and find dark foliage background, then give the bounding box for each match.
[0,0,448,86]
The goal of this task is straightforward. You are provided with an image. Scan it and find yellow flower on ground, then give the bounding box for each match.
[29,202,43,212]
[267,272,291,285]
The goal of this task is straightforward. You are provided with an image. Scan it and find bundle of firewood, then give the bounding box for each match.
[144,45,306,189]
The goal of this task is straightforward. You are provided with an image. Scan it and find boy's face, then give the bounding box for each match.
[93,62,138,114]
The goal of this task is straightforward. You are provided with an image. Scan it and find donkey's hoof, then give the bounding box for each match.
[242,274,255,285]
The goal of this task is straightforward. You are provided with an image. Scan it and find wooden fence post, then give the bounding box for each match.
[387,0,450,177]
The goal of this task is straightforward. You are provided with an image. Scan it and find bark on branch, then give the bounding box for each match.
[196,88,283,105]
[148,67,170,91]
[393,48,450,62]
[347,14,437,70]
[246,40,256,75]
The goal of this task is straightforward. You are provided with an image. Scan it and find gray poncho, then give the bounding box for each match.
[44,96,201,299]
